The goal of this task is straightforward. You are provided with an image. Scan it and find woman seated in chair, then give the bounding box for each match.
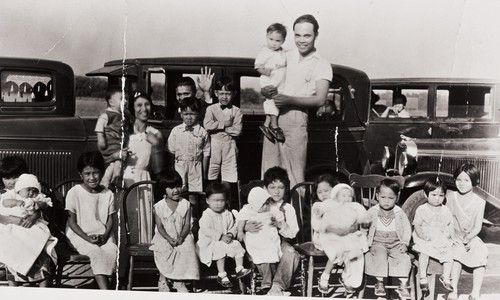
[65,152,118,290]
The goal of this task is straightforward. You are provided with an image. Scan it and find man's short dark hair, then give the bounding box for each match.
[293,14,319,35]
[267,23,287,39]
[175,77,197,92]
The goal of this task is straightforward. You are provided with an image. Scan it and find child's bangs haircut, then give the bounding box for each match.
[77,152,105,174]
[0,156,28,178]
[376,178,402,195]
[263,166,290,190]
[314,173,339,192]
[453,163,480,186]
[156,169,183,190]
[175,77,197,92]
[423,177,447,196]
[267,23,287,39]
[214,76,235,92]
[205,182,229,199]
[179,96,201,112]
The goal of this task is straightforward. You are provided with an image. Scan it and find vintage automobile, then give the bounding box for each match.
[368,78,500,201]
[0,57,97,187]
[87,57,372,183]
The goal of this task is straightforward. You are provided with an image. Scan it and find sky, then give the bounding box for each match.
[1,0,500,79]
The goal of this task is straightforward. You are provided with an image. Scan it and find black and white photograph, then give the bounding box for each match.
[1,0,500,299]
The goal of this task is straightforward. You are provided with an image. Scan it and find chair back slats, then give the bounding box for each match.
[122,180,156,246]
[349,174,405,208]
[290,182,315,245]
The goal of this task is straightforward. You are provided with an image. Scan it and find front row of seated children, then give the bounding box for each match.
[149,166,296,294]
[311,163,488,300]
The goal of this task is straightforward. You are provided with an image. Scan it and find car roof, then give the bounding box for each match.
[371,77,499,85]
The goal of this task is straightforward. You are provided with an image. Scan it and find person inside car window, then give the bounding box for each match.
[381,94,410,118]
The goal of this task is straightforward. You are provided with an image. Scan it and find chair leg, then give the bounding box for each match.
[127,256,134,290]
[300,255,306,297]
[357,274,366,299]
[56,263,63,287]
[410,265,417,300]
[307,256,314,297]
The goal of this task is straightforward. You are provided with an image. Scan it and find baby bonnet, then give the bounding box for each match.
[247,186,272,211]
[14,173,41,192]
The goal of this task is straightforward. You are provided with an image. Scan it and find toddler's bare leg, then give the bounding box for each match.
[442,261,452,281]
[95,274,110,289]
[216,257,226,274]
[235,255,244,270]
[269,115,278,128]
[418,253,429,282]
[321,259,335,280]
[264,115,271,127]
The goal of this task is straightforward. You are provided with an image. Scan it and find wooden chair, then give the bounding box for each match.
[349,173,405,208]
[290,182,348,297]
[51,179,95,288]
[122,180,157,290]
[349,174,417,299]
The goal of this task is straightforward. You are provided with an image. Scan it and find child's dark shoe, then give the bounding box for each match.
[420,282,429,297]
[396,284,411,299]
[374,281,386,297]
[269,126,285,143]
[259,125,275,143]
[235,268,252,279]
[439,275,454,292]
[217,275,233,288]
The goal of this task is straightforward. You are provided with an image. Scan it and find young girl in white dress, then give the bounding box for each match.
[65,152,117,289]
[149,169,199,293]
[412,178,455,295]
[197,182,251,288]
[447,164,488,300]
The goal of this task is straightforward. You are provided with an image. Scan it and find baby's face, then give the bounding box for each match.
[109,92,125,111]
[335,188,353,203]
[18,187,39,198]
[266,31,285,51]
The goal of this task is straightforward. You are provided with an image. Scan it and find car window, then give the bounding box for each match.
[1,70,55,104]
[371,87,428,119]
[310,78,345,122]
[401,88,428,118]
[240,76,265,115]
[436,85,492,119]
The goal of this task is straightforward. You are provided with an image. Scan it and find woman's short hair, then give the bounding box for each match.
[0,156,28,178]
[453,163,480,186]
[393,94,407,106]
[129,90,152,111]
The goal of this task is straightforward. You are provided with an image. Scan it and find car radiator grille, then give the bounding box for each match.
[0,150,73,188]
[420,155,500,199]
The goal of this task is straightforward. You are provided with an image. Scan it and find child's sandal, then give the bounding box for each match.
[217,275,233,288]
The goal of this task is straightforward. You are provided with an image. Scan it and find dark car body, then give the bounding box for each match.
[368,78,500,199]
[0,57,97,186]
[87,57,372,183]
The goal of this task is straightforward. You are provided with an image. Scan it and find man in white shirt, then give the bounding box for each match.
[261,14,332,188]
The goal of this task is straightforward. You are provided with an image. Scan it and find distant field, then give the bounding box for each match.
[76,97,106,117]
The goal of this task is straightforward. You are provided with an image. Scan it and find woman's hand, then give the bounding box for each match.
[398,244,408,253]
[146,132,162,147]
[221,234,233,244]
[20,213,39,228]
[198,66,215,93]
[88,234,102,245]
[244,220,263,233]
